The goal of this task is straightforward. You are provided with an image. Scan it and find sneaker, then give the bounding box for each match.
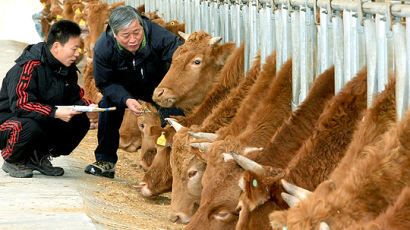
[2,161,33,178]
[84,161,115,178]
[27,153,64,176]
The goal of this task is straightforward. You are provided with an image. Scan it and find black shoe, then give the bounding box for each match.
[2,161,33,178]
[84,161,115,178]
[27,153,64,176]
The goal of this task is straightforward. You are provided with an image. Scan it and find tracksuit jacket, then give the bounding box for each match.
[0,42,93,162]
[0,42,93,124]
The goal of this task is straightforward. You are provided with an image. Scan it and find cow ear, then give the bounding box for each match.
[191,147,208,163]
[149,125,163,137]
[213,42,236,66]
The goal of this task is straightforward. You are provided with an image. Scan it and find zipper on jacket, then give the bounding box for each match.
[132,59,136,70]
[140,67,144,79]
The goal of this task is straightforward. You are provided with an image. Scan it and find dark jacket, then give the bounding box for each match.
[93,16,183,107]
[0,42,93,124]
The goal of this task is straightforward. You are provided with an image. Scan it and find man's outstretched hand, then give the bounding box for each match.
[126,98,144,116]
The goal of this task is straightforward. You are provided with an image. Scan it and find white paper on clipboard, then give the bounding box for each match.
[56,105,117,112]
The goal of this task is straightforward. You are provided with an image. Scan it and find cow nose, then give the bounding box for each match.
[169,212,191,224]
[154,87,165,98]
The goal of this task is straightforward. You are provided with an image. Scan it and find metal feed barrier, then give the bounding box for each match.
[102,0,409,120]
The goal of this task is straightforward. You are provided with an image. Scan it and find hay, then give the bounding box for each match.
[72,130,184,230]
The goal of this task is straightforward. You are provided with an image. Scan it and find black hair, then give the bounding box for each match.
[46,20,81,50]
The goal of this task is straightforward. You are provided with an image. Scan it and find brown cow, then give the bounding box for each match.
[188,66,367,230]
[136,103,161,170]
[152,31,236,113]
[223,65,334,229]
[234,69,371,230]
[185,58,294,230]
[136,43,245,197]
[167,55,261,224]
[62,0,79,21]
[269,77,402,230]
[346,186,410,230]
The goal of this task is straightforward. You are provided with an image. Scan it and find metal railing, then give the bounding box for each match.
[103,0,410,120]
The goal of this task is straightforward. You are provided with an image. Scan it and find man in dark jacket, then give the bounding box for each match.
[84,6,184,178]
[0,20,97,178]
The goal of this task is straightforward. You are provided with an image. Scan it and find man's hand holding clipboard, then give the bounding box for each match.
[55,104,117,122]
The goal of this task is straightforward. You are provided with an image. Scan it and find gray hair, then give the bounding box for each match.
[109,6,143,35]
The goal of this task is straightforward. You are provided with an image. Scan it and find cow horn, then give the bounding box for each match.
[209,37,222,46]
[178,31,190,41]
[243,147,264,154]
[188,131,218,141]
[190,142,211,152]
[281,192,300,208]
[222,153,233,162]
[281,179,312,201]
[230,150,263,173]
[320,222,330,230]
[165,118,184,132]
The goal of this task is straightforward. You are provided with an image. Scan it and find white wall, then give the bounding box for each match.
[0,0,43,44]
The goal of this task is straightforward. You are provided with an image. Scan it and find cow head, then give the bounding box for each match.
[153,31,236,111]
[271,180,336,230]
[136,103,160,170]
[136,125,177,197]
[185,138,248,230]
[169,129,208,224]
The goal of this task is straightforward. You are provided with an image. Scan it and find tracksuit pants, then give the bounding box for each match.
[94,97,184,164]
[0,114,90,163]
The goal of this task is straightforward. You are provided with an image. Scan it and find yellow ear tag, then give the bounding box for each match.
[56,15,63,21]
[79,19,86,27]
[42,2,46,7]
[199,149,204,153]
[78,48,82,54]
[75,8,81,14]
[156,132,167,146]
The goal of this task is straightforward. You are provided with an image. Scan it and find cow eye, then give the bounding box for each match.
[213,210,235,222]
[188,170,197,178]
[194,60,201,65]
[140,124,144,128]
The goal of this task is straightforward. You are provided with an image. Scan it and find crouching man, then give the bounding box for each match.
[0,20,98,178]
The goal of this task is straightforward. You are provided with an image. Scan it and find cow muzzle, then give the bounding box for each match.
[134,182,153,197]
[168,212,191,224]
[152,87,177,108]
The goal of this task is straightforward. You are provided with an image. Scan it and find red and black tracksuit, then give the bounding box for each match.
[0,42,93,163]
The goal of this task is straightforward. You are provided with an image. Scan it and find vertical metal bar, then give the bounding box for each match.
[259,6,269,65]
[300,6,308,103]
[364,17,378,108]
[318,8,333,75]
[249,1,258,73]
[343,10,352,84]
[291,7,300,110]
[282,5,291,67]
[376,14,388,93]
[223,1,231,42]
[393,22,407,120]
[333,11,344,94]
[219,1,225,42]
[194,0,201,32]
[275,6,283,72]
[243,3,250,73]
[406,18,410,118]
[201,0,209,33]
[231,2,239,44]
